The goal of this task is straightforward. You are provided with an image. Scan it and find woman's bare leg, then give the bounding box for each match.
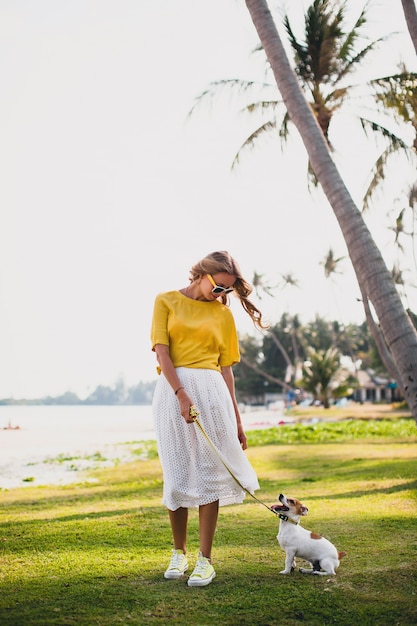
[199,500,219,561]
[168,507,188,553]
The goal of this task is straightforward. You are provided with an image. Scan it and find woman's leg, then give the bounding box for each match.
[199,500,219,560]
[168,507,188,553]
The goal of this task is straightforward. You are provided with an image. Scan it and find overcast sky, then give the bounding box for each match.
[0,0,416,399]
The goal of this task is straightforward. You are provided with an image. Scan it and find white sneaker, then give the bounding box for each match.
[187,552,216,587]
[164,549,188,579]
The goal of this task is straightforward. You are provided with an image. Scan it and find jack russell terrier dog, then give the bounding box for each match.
[271,493,347,575]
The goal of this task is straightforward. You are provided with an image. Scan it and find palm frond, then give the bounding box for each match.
[338,2,368,62]
[242,99,282,116]
[188,79,271,117]
[283,14,309,72]
[361,130,414,211]
[361,154,387,212]
[359,117,411,150]
[391,263,405,286]
[324,86,348,107]
[231,120,277,169]
[400,185,417,274]
[408,182,417,208]
[303,0,347,84]
[283,2,343,86]
[279,111,291,143]
[315,6,345,80]
[307,160,319,189]
[335,35,391,84]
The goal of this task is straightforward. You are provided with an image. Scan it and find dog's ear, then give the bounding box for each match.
[301,506,308,516]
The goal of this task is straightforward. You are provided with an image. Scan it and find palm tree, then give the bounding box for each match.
[244,0,417,421]
[251,270,275,298]
[320,247,345,279]
[250,270,304,386]
[299,346,356,408]
[389,208,407,251]
[320,247,346,322]
[192,1,417,208]
[278,271,300,291]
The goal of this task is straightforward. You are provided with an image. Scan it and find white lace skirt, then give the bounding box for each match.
[152,368,260,510]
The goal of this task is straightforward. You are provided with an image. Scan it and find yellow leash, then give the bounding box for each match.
[190,406,278,517]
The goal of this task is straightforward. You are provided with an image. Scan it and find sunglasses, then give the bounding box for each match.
[207,273,234,295]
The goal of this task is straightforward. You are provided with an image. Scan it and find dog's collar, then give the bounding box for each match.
[278,512,299,525]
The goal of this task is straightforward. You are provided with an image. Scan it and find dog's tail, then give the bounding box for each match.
[338,551,347,559]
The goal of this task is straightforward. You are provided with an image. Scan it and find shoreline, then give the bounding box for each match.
[0,439,153,490]
[0,407,286,490]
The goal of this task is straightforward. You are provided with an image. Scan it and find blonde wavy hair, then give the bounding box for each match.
[189,250,269,330]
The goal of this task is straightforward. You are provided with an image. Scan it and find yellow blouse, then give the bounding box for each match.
[151,290,240,373]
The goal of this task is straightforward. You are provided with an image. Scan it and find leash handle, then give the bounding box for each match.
[193,416,277,516]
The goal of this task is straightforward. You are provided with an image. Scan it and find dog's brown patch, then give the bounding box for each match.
[310,532,322,540]
[338,551,347,559]
[292,499,305,515]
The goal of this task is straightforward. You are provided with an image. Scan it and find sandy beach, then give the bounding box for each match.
[0,404,285,490]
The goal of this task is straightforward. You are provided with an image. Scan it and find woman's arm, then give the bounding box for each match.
[221,365,248,450]
[154,344,196,424]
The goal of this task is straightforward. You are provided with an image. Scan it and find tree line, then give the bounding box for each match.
[234,311,416,407]
[0,380,157,406]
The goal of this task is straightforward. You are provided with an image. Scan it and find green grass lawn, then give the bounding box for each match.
[1,418,416,625]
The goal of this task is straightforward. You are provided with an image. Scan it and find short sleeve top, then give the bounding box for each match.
[151,290,240,373]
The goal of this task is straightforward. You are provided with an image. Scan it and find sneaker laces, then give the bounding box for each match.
[192,555,210,576]
[169,550,185,570]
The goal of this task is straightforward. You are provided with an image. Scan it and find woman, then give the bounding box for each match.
[151,250,268,587]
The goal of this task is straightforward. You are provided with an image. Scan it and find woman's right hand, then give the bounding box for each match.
[177,388,197,424]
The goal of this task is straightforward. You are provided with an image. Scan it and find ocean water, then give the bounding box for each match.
[0,405,155,489]
[1,404,155,456]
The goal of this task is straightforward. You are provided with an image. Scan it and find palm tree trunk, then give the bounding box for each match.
[401,0,417,55]
[358,282,403,391]
[240,354,293,392]
[267,330,293,368]
[245,0,417,422]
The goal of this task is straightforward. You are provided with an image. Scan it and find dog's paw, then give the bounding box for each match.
[279,569,292,574]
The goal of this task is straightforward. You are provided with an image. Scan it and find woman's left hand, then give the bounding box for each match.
[237,423,248,450]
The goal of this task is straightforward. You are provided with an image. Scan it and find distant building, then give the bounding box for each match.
[353,370,401,403]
